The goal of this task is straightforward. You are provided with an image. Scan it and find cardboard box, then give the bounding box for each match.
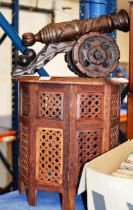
[78,140,133,210]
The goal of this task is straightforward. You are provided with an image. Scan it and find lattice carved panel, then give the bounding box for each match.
[21,90,29,117]
[78,130,101,169]
[111,93,119,119]
[21,125,29,179]
[78,93,103,119]
[36,128,63,185]
[110,125,119,149]
[39,92,63,120]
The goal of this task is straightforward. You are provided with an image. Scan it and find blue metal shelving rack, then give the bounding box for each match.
[0,0,19,192]
[11,0,19,190]
[80,0,117,19]
[79,0,117,38]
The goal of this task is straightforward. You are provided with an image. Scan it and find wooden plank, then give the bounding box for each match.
[127,93,133,138]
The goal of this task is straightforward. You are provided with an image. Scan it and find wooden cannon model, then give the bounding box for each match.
[13,9,130,78]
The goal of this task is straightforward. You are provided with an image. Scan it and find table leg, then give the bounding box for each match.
[18,180,26,194]
[27,187,37,206]
[62,190,75,210]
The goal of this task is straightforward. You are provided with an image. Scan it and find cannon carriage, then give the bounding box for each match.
[13,9,130,78]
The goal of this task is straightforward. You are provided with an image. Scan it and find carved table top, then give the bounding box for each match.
[13,76,128,86]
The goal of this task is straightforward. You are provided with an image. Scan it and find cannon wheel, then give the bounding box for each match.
[65,51,86,77]
[66,32,120,78]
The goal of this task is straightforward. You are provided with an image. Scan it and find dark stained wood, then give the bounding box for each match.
[17,77,125,209]
[14,10,129,78]
[27,186,37,206]
[71,32,120,78]
[22,10,129,46]
[127,93,133,138]
[13,76,127,85]
[18,180,26,195]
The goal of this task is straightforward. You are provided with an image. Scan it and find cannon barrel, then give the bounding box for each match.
[22,9,130,46]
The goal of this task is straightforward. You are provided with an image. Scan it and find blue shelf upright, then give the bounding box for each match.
[80,0,117,19]
[11,0,19,191]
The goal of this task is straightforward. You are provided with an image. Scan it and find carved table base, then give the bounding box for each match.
[17,76,124,210]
